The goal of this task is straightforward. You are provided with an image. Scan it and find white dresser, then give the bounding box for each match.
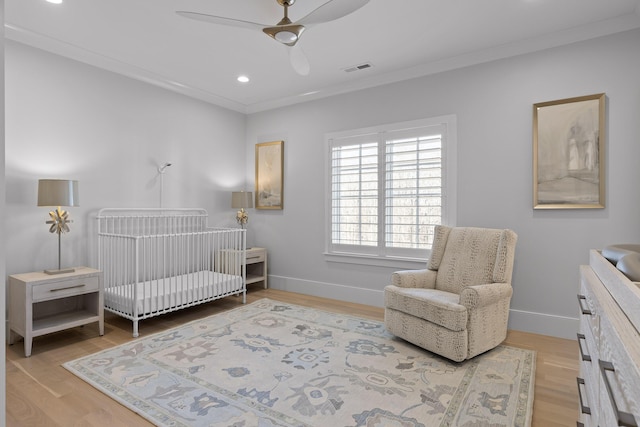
[578,250,640,427]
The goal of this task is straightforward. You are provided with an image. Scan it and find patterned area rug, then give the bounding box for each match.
[64,299,535,427]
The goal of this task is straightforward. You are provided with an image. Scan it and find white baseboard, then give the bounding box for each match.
[508,308,579,340]
[268,275,385,308]
[268,275,579,340]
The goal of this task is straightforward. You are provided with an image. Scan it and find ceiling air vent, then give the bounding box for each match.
[343,63,373,73]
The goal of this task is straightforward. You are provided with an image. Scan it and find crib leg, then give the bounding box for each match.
[242,290,246,304]
[133,320,139,338]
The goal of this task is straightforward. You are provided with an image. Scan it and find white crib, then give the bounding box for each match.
[97,208,246,337]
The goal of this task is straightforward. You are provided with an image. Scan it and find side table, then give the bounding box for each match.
[8,267,104,357]
[246,247,268,288]
[216,247,268,289]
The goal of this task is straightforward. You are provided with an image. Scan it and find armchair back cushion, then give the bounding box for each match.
[430,226,517,294]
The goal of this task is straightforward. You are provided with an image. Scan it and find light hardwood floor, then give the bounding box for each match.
[6,288,579,426]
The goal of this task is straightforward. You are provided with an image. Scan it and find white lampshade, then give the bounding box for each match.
[231,191,253,209]
[37,179,79,207]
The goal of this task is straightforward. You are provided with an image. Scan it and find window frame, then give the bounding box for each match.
[324,115,457,267]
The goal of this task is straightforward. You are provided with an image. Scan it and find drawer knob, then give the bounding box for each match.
[576,377,591,415]
[577,294,592,315]
[599,360,638,427]
[50,284,86,292]
[576,333,592,362]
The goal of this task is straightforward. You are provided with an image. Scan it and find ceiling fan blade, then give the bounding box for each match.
[176,11,266,30]
[297,0,369,26]
[289,44,310,76]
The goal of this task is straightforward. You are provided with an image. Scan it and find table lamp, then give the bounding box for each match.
[37,179,79,274]
[231,191,253,228]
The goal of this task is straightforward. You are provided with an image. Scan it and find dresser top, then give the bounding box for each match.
[590,249,640,334]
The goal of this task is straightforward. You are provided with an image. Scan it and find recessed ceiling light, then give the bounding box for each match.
[46,0,63,4]
[237,75,250,83]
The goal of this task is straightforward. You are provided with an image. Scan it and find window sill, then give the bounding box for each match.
[323,252,427,269]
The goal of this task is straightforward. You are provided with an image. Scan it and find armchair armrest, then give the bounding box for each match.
[459,282,513,309]
[391,269,437,289]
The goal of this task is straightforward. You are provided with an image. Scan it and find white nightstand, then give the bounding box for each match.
[246,247,268,288]
[8,267,104,357]
[216,247,268,289]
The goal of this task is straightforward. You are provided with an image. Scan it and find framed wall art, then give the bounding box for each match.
[255,140,284,210]
[533,93,605,209]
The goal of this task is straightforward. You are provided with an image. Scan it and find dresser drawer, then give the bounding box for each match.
[598,332,640,426]
[578,371,598,425]
[578,255,640,427]
[578,321,598,365]
[578,331,599,408]
[588,261,640,426]
[578,317,600,424]
[32,276,100,302]
[579,271,601,347]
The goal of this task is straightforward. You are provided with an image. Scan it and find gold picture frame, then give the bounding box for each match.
[533,93,605,209]
[255,140,284,210]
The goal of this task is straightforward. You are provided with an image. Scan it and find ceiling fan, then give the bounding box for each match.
[176,0,370,76]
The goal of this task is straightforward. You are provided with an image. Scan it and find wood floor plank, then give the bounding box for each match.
[6,288,579,426]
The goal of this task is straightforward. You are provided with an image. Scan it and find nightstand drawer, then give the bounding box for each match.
[32,276,100,302]
[246,251,265,264]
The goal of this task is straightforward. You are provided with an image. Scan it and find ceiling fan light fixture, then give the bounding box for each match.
[263,24,305,46]
[275,30,297,44]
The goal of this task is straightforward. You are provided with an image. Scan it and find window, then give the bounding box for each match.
[325,116,457,265]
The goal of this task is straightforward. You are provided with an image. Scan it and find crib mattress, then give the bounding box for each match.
[104,270,243,316]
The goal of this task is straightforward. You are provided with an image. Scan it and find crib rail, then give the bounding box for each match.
[97,208,209,236]
[97,208,246,337]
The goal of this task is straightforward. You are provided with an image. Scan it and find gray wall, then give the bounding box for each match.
[5,30,639,341]
[245,28,640,339]
[5,41,247,276]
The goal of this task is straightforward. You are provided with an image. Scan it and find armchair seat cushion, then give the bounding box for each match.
[384,285,467,332]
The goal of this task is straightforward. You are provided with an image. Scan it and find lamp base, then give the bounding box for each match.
[44,267,75,275]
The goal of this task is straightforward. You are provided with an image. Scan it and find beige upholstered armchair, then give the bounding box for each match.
[384,225,518,362]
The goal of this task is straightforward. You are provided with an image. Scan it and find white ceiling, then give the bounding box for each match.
[6,0,640,114]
